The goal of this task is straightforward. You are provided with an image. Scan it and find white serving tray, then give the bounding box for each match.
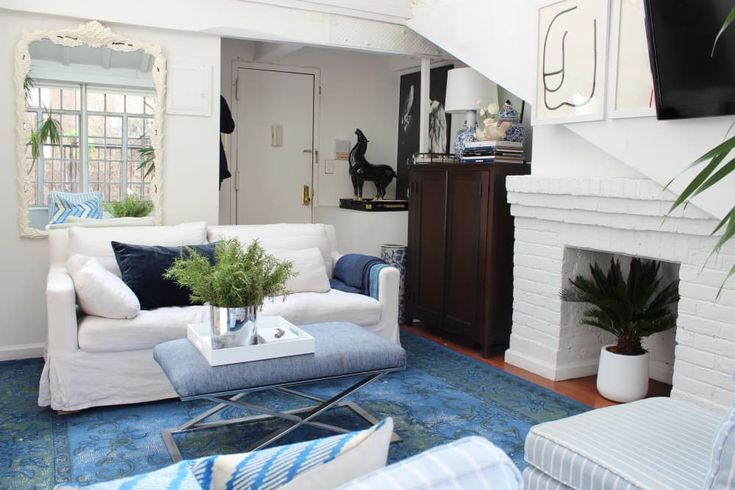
[187,316,315,366]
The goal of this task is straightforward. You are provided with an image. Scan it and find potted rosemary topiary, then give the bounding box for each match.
[561,257,679,402]
[165,239,293,349]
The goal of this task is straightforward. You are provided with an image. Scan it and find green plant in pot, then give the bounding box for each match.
[105,194,154,218]
[165,239,293,349]
[561,257,679,403]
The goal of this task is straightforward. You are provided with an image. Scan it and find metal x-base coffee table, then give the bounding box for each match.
[153,322,406,462]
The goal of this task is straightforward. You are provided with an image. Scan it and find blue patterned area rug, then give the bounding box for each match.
[1,332,587,488]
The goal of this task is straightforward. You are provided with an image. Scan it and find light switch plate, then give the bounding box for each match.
[271,125,283,147]
[324,160,335,174]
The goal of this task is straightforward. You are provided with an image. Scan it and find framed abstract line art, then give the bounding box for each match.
[534,0,610,125]
[608,0,656,118]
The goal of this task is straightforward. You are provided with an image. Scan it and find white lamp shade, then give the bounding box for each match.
[444,68,498,114]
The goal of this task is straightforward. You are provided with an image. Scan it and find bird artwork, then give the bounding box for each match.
[348,129,397,200]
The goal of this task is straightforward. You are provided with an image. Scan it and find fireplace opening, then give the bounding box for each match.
[560,247,680,384]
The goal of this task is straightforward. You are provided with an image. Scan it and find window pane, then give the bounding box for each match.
[126,95,144,114]
[40,87,62,110]
[26,87,40,108]
[106,93,125,113]
[61,87,80,111]
[87,91,105,112]
[144,96,155,114]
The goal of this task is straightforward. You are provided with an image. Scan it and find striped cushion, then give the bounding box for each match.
[705,397,735,489]
[192,418,392,489]
[340,436,522,490]
[525,397,721,490]
[523,467,572,490]
[48,191,103,224]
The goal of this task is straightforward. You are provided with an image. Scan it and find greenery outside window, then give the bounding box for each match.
[25,82,155,208]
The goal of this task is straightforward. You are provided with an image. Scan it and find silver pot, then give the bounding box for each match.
[209,305,258,349]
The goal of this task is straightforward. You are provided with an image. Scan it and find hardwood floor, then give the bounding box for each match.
[402,324,672,409]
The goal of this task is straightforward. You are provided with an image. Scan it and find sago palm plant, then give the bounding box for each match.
[561,258,679,356]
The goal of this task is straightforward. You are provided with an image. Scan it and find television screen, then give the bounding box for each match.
[644,0,735,119]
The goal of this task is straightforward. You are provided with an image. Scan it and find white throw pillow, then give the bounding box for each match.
[66,254,140,319]
[270,248,331,293]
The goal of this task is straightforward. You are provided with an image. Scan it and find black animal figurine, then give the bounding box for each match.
[348,129,396,200]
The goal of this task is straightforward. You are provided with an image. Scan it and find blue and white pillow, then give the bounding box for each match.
[54,461,201,489]
[48,191,103,224]
[705,374,735,490]
[193,418,393,490]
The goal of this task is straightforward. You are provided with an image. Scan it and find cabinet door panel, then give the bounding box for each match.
[443,170,489,340]
[407,170,446,324]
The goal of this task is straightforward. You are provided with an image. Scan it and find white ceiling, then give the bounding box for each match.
[29,39,153,73]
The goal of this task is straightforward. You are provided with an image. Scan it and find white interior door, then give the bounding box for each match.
[235,66,316,224]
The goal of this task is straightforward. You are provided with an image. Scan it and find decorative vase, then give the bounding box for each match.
[381,244,408,324]
[596,345,649,403]
[455,111,477,159]
[209,305,258,349]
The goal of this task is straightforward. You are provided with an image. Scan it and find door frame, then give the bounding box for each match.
[230,61,321,224]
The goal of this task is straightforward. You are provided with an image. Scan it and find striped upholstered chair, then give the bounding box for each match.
[523,396,734,490]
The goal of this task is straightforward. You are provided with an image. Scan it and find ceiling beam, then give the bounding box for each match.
[138,53,152,73]
[61,46,71,66]
[101,48,112,69]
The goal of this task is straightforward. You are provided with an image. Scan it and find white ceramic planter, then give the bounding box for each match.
[596,345,650,403]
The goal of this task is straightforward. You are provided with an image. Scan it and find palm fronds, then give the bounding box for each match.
[668,8,735,289]
[561,258,679,355]
[28,110,62,173]
[136,146,155,178]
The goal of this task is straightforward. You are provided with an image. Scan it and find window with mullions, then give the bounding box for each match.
[25,83,155,207]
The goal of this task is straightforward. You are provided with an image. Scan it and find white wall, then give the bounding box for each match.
[219,39,409,250]
[0,9,220,358]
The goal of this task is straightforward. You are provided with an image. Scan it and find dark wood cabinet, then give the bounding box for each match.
[406,163,530,356]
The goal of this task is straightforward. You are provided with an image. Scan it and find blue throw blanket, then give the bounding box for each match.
[331,254,387,299]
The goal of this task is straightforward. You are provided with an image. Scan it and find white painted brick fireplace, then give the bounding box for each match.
[504,176,735,413]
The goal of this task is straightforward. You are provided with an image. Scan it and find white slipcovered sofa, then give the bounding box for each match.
[39,221,400,412]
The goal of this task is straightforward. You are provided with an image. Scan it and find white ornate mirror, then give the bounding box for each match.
[15,21,166,237]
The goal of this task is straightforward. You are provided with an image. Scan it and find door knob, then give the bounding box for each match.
[302,185,312,206]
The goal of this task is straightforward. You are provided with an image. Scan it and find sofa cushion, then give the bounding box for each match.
[67,221,207,276]
[78,305,208,353]
[112,242,217,310]
[208,224,334,276]
[192,419,393,490]
[66,254,140,319]
[525,397,721,490]
[270,248,331,293]
[48,191,103,224]
[261,289,380,326]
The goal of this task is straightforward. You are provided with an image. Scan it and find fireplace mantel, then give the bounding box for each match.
[505,176,734,413]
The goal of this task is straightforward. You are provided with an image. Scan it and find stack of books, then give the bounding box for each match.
[461,141,525,164]
[412,153,459,164]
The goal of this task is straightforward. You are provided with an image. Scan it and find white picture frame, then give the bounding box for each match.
[607,0,656,118]
[534,0,610,125]
[166,64,212,116]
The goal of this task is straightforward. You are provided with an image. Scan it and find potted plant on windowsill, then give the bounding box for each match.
[165,239,293,349]
[561,258,679,403]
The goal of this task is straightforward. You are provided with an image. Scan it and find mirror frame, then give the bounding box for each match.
[15,21,166,238]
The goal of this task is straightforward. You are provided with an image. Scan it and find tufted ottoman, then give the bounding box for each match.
[153,321,406,461]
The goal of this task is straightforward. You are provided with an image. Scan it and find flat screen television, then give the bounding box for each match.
[644,0,735,120]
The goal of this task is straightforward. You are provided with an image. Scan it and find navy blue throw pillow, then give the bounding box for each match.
[111,241,216,310]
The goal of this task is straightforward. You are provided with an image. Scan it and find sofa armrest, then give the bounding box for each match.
[339,436,522,489]
[46,265,79,354]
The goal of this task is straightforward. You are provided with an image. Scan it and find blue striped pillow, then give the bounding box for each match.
[48,191,103,224]
[192,419,391,490]
[705,380,735,490]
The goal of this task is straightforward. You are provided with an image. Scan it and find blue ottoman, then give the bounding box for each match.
[154,322,406,461]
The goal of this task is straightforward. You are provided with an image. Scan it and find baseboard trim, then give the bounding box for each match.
[504,349,599,381]
[0,342,45,361]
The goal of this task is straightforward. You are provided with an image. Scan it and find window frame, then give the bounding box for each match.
[28,80,155,209]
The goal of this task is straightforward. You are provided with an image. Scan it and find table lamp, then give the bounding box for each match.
[444,68,498,158]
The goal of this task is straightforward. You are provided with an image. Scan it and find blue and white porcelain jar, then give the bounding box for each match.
[498,100,526,144]
[455,110,477,159]
[381,244,408,324]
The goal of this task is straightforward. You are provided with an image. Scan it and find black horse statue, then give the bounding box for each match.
[348,129,396,200]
